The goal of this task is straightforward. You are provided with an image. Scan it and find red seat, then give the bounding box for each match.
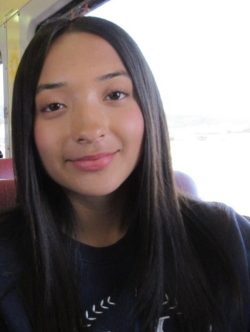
[0,159,16,210]
[0,158,14,179]
[0,179,16,209]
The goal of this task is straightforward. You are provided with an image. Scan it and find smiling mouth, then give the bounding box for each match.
[69,152,118,172]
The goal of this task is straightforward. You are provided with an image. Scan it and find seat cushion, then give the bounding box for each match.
[0,179,16,210]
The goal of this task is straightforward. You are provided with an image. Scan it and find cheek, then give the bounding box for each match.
[34,121,56,160]
[124,108,144,147]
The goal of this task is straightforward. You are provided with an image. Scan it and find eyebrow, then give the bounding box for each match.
[36,82,66,94]
[96,70,130,81]
[36,71,130,94]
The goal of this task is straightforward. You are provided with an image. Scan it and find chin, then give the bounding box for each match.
[66,183,124,199]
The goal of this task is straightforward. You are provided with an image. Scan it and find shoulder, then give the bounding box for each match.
[181,198,250,271]
[0,208,27,296]
[181,199,250,329]
[0,207,27,246]
[0,206,27,252]
[181,197,250,234]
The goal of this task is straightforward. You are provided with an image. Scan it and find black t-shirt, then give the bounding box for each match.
[0,204,250,331]
[75,228,138,331]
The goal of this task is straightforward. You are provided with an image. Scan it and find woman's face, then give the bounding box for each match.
[34,32,144,201]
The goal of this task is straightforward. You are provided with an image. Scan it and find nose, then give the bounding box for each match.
[71,101,108,144]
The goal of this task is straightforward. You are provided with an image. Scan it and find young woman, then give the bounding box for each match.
[0,16,250,332]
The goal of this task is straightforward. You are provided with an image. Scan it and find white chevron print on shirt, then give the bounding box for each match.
[83,293,212,331]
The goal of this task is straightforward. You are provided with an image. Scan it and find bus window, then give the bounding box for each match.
[90,0,250,216]
[0,58,4,157]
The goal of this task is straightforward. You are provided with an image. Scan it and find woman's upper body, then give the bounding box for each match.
[1,15,249,332]
[0,202,250,332]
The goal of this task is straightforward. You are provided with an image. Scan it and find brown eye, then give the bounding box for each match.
[106,91,128,101]
[42,103,65,112]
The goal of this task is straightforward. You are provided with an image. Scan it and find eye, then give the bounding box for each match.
[106,91,128,101]
[41,102,66,113]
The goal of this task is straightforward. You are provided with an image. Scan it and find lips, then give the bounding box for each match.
[69,152,118,172]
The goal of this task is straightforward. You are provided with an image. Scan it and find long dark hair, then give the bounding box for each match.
[11,16,241,331]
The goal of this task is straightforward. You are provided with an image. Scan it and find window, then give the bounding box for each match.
[0,60,4,157]
[91,0,250,216]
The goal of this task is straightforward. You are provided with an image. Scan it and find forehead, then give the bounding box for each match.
[39,32,125,81]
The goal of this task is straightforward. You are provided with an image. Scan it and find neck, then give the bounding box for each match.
[69,189,128,247]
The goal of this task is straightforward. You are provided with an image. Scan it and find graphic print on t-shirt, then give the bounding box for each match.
[83,292,189,331]
[156,293,181,332]
[84,296,116,328]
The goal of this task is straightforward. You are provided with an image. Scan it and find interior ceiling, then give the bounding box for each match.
[0,0,30,25]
